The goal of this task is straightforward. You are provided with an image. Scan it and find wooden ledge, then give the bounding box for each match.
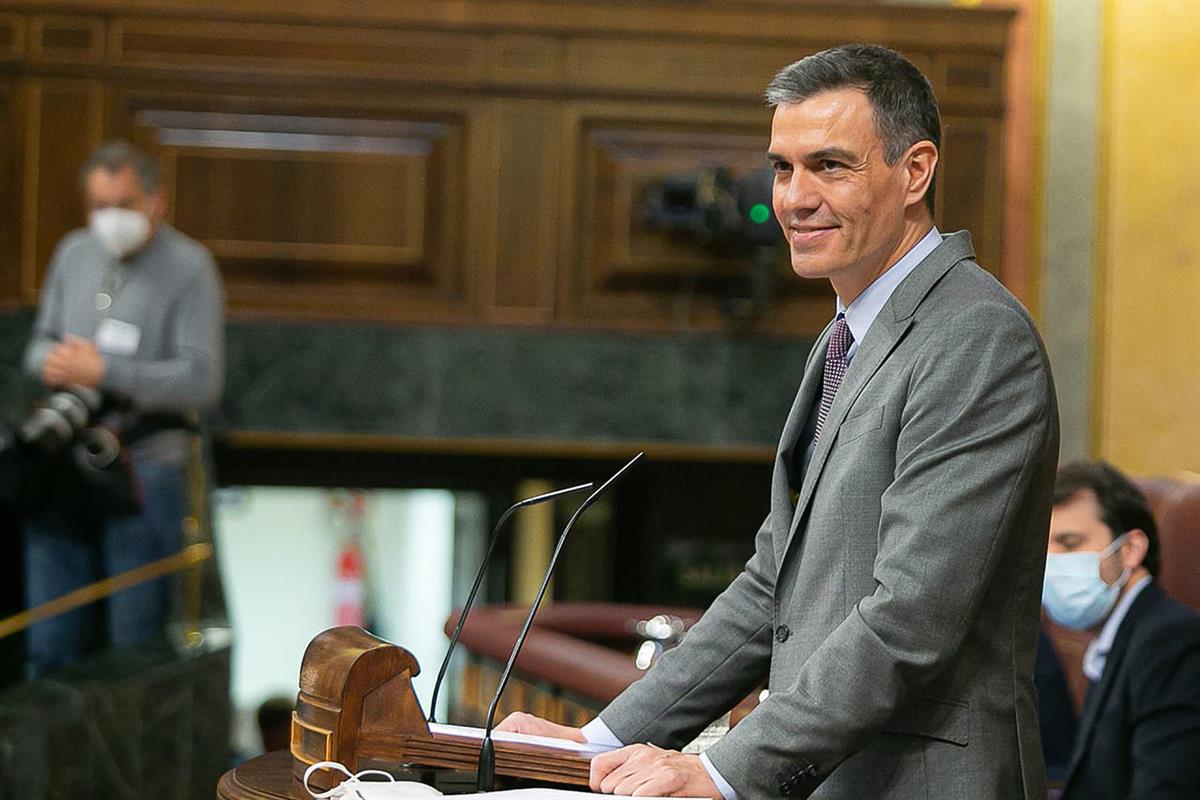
[217,430,776,465]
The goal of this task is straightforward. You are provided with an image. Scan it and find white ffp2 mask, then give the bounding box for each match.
[89,207,151,258]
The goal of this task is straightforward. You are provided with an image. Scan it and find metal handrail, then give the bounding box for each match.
[0,542,213,639]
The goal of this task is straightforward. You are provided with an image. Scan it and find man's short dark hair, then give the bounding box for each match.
[765,43,941,214]
[79,140,162,193]
[1054,461,1160,576]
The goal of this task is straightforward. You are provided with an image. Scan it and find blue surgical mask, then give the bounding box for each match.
[1042,534,1130,630]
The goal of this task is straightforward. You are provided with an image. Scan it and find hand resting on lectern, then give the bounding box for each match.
[495,714,721,798]
[495,712,586,743]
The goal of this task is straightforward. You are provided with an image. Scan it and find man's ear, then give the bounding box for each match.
[902,141,938,212]
[150,188,167,226]
[1121,529,1150,571]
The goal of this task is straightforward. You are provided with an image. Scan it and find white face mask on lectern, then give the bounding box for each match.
[88,207,151,258]
[303,761,442,799]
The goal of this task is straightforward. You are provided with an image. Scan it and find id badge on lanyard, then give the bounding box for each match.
[94,258,141,356]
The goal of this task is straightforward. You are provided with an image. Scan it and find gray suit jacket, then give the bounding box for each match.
[600,232,1059,799]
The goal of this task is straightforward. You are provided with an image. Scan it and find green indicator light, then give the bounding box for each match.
[749,203,771,224]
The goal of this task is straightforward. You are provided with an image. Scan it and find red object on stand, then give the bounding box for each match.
[332,492,368,628]
[335,542,365,627]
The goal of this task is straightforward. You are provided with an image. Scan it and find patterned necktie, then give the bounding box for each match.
[813,315,854,443]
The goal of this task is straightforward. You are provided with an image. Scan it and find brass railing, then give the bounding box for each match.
[0,541,213,639]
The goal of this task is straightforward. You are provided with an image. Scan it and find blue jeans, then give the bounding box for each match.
[23,459,187,678]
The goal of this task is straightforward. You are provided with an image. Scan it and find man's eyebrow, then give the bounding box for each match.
[766,147,863,166]
[807,147,860,163]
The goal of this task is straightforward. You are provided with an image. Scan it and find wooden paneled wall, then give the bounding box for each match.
[0,1,1012,336]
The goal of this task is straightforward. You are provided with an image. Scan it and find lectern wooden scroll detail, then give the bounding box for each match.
[292,626,592,790]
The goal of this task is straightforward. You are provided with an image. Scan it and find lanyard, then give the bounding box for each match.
[96,257,123,316]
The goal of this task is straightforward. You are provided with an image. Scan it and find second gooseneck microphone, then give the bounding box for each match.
[426,481,594,724]
[476,452,645,792]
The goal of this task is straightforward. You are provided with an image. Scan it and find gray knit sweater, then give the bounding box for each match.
[24,224,225,464]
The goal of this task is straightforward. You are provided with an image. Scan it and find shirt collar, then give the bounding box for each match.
[1082,574,1152,682]
[836,226,941,354]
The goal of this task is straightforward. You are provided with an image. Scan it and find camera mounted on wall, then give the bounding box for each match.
[642,166,783,326]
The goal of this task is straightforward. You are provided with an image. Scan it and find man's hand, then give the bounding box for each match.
[42,335,105,388]
[590,744,721,798]
[494,712,585,743]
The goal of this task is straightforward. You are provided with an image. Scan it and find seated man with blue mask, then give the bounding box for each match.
[1043,461,1200,800]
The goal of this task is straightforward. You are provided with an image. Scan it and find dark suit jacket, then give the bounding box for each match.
[1063,582,1200,800]
[1036,627,1078,782]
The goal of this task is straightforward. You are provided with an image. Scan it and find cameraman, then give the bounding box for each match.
[22,141,224,677]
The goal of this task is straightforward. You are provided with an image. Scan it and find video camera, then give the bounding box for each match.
[641,166,784,325]
[642,166,780,249]
[0,386,139,515]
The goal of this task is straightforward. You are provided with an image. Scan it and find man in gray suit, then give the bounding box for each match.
[499,44,1059,799]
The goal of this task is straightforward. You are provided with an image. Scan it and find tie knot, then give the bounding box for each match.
[826,316,853,361]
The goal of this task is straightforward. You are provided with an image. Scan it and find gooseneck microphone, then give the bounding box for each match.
[427,481,594,724]
[476,452,645,791]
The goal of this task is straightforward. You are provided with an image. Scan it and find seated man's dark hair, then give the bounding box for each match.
[1054,460,1159,576]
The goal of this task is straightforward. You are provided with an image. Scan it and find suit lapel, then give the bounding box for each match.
[771,320,835,560]
[781,232,976,557]
[1065,583,1164,787]
[778,319,835,476]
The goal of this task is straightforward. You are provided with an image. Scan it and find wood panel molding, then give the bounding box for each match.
[939,115,1005,274]
[68,13,1008,111]
[28,14,105,63]
[483,98,561,323]
[934,52,1006,112]
[111,18,488,85]
[0,77,22,306]
[5,2,1012,53]
[0,12,23,61]
[0,1,1015,333]
[20,77,104,304]
[112,88,480,322]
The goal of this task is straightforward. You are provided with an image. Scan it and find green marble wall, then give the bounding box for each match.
[0,311,812,449]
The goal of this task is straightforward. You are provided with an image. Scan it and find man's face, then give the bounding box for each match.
[767,88,915,295]
[84,165,163,224]
[1048,489,1126,585]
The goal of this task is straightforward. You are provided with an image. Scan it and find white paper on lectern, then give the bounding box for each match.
[328,786,705,799]
[428,723,620,759]
[329,782,442,798]
[467,790,706,799]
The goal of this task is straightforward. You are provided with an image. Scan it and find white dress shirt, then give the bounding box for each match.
[1083,574,1152,682]
[838,225,942,364]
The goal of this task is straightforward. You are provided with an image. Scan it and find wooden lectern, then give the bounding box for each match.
[218,626,592,798]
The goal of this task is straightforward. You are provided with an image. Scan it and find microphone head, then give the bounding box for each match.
[581,452,644,506]
[516,481,594,508]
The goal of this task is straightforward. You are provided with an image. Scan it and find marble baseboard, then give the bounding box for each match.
[0,312,812,449]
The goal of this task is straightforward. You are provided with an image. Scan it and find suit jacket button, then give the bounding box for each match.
[775,624,791,643]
